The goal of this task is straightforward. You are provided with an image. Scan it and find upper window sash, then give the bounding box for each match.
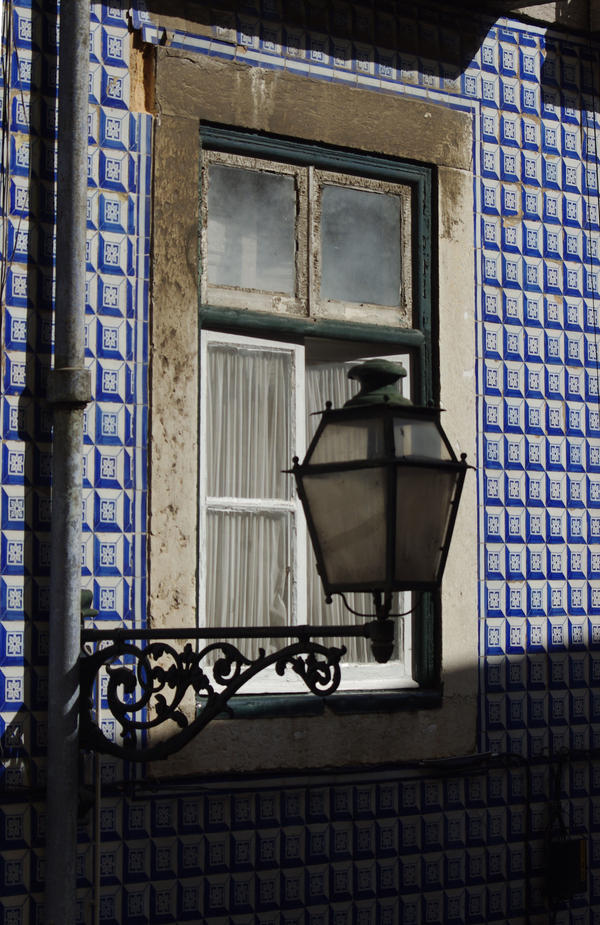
[199,124,434,406]
[201,153,413,324]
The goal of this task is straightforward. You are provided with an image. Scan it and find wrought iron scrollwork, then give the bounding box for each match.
[79,627,358,761]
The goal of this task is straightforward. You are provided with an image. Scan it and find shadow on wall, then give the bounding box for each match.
[4,641,595,775]
[137,0,495,77]
[74,638,597,767]
[0,4,58,794]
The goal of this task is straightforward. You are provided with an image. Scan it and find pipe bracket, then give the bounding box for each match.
[47,367,92,406]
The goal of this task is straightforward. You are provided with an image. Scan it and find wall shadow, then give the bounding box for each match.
[0,2,58,793]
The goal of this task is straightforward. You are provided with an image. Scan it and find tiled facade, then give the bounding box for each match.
[2,0,600,921]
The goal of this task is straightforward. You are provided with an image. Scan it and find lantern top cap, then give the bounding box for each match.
[80,589,98,619]
[345,359,411,408]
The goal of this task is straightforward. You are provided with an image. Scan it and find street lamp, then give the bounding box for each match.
[80,358,469,760]
[292,359,469,662]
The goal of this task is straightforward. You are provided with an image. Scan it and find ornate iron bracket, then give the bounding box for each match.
[80,623,377,762]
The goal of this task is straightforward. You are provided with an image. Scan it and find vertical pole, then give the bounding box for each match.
[45,3,91,923]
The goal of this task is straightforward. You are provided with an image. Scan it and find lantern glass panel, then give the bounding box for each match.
[394,466,459,583]
[393,418,452,460]
[309,417,385,464]
[301,467,387,585]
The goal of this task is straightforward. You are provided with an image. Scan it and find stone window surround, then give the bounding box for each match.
[150,47,477,775]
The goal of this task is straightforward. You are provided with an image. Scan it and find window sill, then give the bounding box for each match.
[325,688,442,714]
[197,688,442,720]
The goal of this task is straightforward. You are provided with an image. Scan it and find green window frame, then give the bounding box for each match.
[197,124,440,702]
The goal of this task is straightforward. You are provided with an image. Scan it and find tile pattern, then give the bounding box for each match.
[2,0,600,921]
[473,31,600,762]
[4,769,571,924]
[0,0,151,917]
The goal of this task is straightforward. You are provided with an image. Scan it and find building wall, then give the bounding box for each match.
[2,0,600,922]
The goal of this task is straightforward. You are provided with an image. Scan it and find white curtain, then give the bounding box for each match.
[206,343,291,499]
[205,343,293,659]
[205,510,289,660]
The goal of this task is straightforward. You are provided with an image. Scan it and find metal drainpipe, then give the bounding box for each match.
[45,3,91,924]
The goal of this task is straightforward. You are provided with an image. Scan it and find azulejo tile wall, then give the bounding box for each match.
[3,0,600,921]
[1,0,151,919]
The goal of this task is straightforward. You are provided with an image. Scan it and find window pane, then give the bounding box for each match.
[205,509,291,660]
[206,343,292,499]
[320,184,401,306]
[207,164,296,293]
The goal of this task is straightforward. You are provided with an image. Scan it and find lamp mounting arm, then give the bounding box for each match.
[79,621,376,762]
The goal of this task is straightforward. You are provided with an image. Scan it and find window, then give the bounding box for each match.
[198,127,433,691]
[152,50,476,765]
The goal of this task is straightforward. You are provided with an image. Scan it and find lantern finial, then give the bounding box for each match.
[345,359,411,407]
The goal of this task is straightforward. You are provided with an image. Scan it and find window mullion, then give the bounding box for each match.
[198,331,209,629]
[307,164,316,317]
[293,343,307,628]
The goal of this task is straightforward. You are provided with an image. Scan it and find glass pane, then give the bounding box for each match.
[207,164,296,293]
[320,184,401,306]
[395,467,458,583]
[302,467,387,586]
[206,343,292,499]
[205,509,291,660]
[393,419,452,460]
[308,419,385,464]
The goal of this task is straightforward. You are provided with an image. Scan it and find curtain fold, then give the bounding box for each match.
[207,344,291,500]
[205,343,293,660]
